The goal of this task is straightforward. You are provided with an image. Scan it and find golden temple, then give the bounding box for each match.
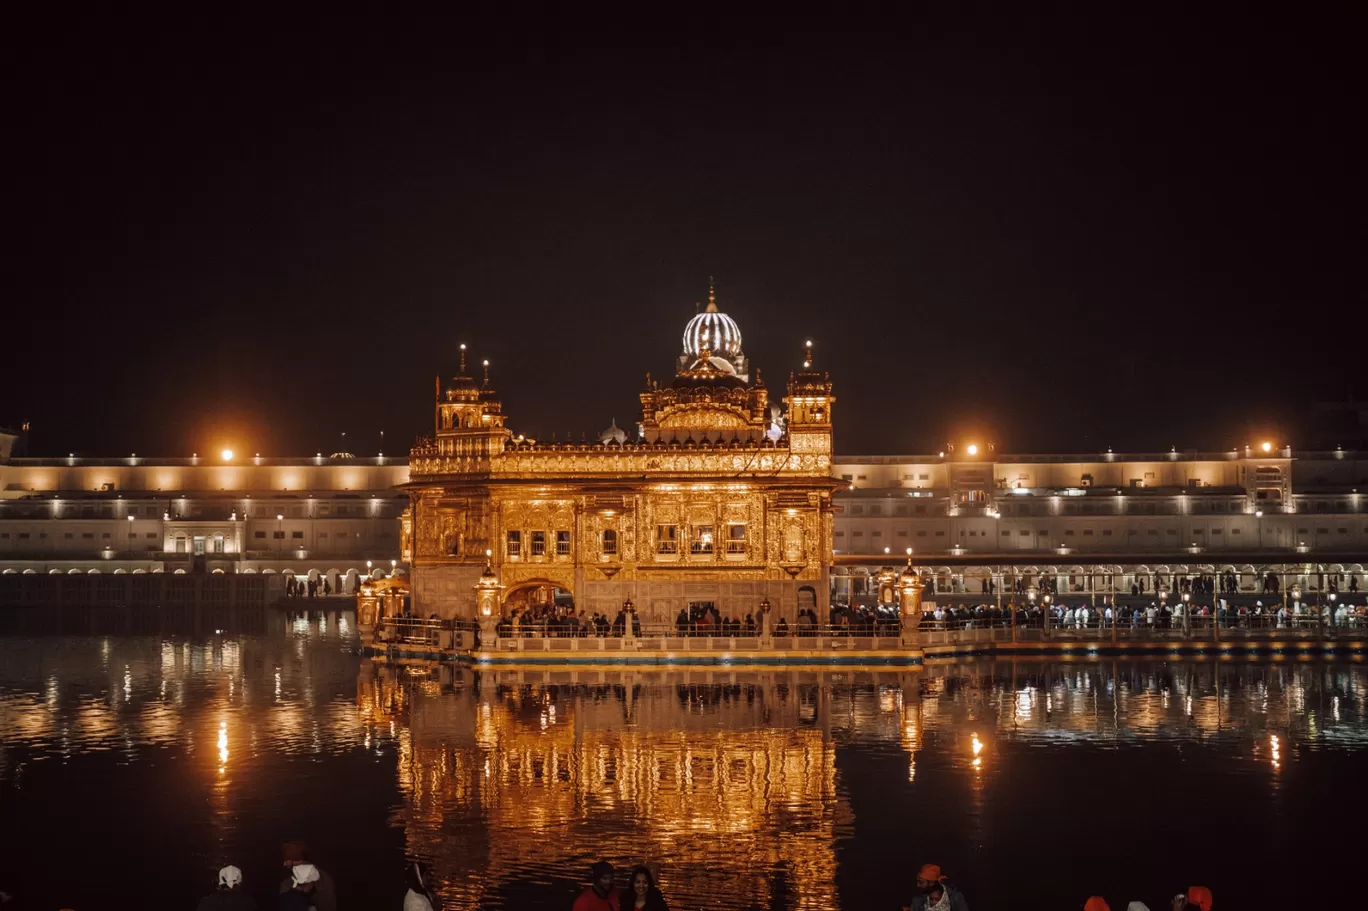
[400,283,841,624]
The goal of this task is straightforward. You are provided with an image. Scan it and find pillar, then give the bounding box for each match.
[897,560,922,648]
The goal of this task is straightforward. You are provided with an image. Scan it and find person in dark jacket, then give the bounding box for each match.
[621,866,668,911]
[197,865,257,911]
[277,864,319,911]
[279,842,336,911]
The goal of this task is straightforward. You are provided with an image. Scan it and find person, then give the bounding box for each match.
[280,842,336,911]
[908,864,968,911]
[1172,886,1212,910]
[1084,898,1110,911]
[278,864,319,911]
[197,865,257,911]
[623,866,668,911]
[403,860,438,911]
[572,861,619,911]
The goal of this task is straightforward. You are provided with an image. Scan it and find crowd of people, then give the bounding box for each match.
[284,575,333,599]
[569,860,1215,911]
[186,841,438,911]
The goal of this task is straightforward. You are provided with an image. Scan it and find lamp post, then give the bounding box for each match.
[276,514,284,557]
[1181,590,1191,639]
[1042,591,1052,640]
[1327,591,1337,637]
[1255,510,1263,549]
[1290,583,1302,632]
[1158,583,1169,636]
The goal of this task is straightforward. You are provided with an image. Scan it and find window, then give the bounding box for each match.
[857,475,867,480]
[175,536,187,552]
[254,531,266,539]
[1148,529,1159,536]
[1339,528,1349,534]
[556,530,571,555]
[272,531,285,540]
[1084,529,1094,536]
[872,530,882,538]
[101,532,110,539]
[213,536,224,553]
[602,529,618,555]
[1316,528,1329,535]
[506,530,522,557]
[17,532,29,540]
[318,532,328,539]
[897,530,909,537]
[291,530,304,539]
[935,531,945,537]
[64,532,73,539]
[919,473,929,481]
[1102,530,1112,536]
[1019,530,1030,536]
[1065,530,1075,536]
[690,525,715,554]
[1212,529,1222,535]
[656,524,678,554]
[1231,529,1240,535]
[1001,529,1010,535]
[530,531,547,556]
[917,531,928,537]
[853,531,864,538]
[841,474,853,481]
[727,524,746,554]
[834,530,845,538]
[851,505,864,516]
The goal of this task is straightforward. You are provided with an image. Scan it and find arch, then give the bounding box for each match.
[152,567,164,573]
[798,584,818,611]
[343,568,360,593]
[22,568,36,574]
[391,566,408,577]
[0,568,14,574]
[132,568,146,574]
[173,568,186,574]
[242,567,257,573]
[67,568,82,575]
[281,568,295,577]
[306,568,320,582]
[501,579,573,611]
[49,569,62,574]
[211,568,225,574]
[87,568,101,574]
[113,568,127,574]
[261,568,277,574]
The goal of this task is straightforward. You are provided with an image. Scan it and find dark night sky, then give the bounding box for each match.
[5,10,1364,458]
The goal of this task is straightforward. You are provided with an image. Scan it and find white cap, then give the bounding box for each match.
[218,865,243,888]
[291,864,320,886]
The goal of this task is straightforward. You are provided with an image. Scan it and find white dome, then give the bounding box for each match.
[682,310,742,359]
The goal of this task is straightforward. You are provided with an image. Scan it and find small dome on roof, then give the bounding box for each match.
[599,418,628,444]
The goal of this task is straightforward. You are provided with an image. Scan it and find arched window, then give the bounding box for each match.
[602,529,618,556]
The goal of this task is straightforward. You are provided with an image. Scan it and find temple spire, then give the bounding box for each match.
[459,343,467,375]
[802,339,813,369]
[705,276,718,313]
[482,359,491,385]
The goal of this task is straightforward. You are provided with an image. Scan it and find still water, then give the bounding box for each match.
[0,607,1363,909]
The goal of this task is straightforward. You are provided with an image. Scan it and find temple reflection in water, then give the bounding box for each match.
[357,658,1368,909]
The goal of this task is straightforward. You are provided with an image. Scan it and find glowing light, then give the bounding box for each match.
[1261,441,1273,453]
[966,443,979,456]
[1270,733,1281,770]
[220,449,234,461]
[217,721,229,765]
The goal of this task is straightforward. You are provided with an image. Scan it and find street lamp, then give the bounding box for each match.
[276,514,284,555]
[1181,590,1191,637]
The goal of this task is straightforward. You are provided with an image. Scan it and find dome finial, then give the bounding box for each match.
[482,359,491,385]
[706,276,718,313]
[802,339,813,369]
[459,342,467,375]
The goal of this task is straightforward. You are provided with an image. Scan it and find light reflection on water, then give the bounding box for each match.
[0,608,1365,909]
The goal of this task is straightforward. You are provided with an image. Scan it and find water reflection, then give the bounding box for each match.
[1,612,1366,910]
[360,661,1368,910]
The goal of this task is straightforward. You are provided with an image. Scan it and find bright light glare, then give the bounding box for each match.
[967,443,979,456]
[1261,441,1273,452]
[220,449,233,461]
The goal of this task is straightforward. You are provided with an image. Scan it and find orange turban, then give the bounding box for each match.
[1084,898,1110,911]
[917,864,943,882]
[1186,886,1213,911]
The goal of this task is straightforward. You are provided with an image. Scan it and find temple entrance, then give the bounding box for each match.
[502,581,574,617]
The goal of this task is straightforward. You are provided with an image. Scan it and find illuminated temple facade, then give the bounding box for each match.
[401,288,840,622]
